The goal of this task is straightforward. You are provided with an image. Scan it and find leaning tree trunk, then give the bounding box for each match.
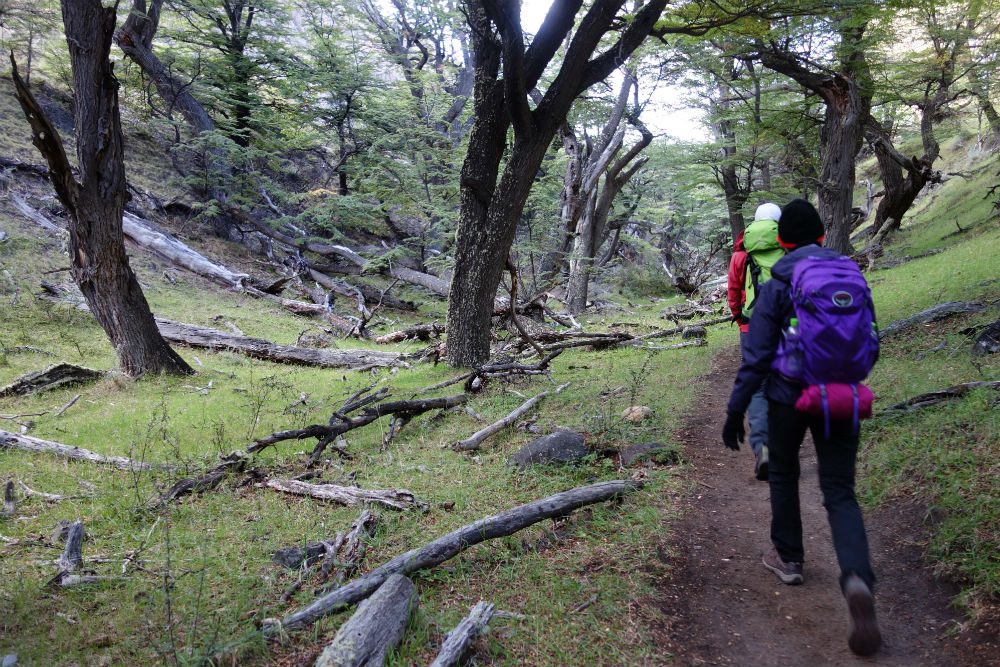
[115,0,232,238]
[11,1,192,376]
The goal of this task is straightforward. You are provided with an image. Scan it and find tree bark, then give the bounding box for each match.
[10,1,192,377]
[313,574,417,667]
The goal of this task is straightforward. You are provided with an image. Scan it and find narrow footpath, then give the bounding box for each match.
[656,346,998,667]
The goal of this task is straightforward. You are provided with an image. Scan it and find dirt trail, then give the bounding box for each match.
[657,346,996,667]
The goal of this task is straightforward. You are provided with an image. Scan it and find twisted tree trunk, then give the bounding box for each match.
[10,1,192,376]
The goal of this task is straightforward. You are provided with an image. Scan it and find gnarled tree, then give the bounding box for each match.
[11,0,192,376]
[757,18,874,254]
[446,0,673,366]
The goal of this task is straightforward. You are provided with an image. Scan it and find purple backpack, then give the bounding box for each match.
[774,255,879,386]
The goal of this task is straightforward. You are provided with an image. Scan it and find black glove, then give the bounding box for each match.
[722,411,746,451]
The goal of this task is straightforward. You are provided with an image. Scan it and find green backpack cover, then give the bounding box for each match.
[742,218,784,319]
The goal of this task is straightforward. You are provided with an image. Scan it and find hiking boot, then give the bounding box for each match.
[754,445,769,481]
[844,574,881,656]
[762,547,803,585]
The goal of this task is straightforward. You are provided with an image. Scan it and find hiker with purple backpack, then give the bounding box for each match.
[721,198,883,656]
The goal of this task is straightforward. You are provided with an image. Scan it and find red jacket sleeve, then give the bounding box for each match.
[727,249,747,319]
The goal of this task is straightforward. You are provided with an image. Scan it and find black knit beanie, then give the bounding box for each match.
[778,198,825,247]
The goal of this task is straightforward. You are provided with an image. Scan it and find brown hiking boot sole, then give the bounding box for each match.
[846,578,882,656]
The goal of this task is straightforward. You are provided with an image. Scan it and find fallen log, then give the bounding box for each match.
[879,302,986,339]
[274,479,642,633]
[309,269,417,312]
[883,381,1000,412]
[265,479,425,512]
[11,193,63,234]
[0,430,152,471]
[374,324,445,344]
[428,600,496,667]
[154,318,401,370]
[454,383,570,452]
[121,212,249,288]
[0,363,103,398]
[640,315,732,341]
[13,194,250,289]
[313,574,417,667]
[234,209,451,297]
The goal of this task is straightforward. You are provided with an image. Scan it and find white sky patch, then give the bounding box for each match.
[522,1,708,143]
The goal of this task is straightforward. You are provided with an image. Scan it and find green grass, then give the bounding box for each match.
[855,130,1000,615]
[0,185,723,664]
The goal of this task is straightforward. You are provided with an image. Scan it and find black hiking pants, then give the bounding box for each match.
[767,401,876,592]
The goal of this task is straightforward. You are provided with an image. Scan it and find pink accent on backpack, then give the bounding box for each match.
[795,383,874,437]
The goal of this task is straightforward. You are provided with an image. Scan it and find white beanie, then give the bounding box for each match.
[754,202,782,222]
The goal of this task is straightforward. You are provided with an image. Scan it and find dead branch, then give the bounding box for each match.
[53,394,82,418]
[315,509,378,592]
[417,349,564,395]
[0,430,153,470]
[278,510,378,603]
[264,479,426,512]
[273,479,642,633]
[153,452,247,506]
[10,193,63,234]
[454,383,570,452]
[0,364,103,398]
[506,256,545,358]
[312,574,416,667]
[246,391,466,465]
[18,480,79,502]
[882,381,1000,412]
[640,315,732,340]
[429,601,496,667]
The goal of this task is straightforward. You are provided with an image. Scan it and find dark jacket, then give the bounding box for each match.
[727,243,843,413]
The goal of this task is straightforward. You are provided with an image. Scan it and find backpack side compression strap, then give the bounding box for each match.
[746,255,762,313]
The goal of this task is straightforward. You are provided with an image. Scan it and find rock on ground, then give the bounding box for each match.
[510,430,588,469]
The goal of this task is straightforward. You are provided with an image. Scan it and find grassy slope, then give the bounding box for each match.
[857,133,1000,614]
[0,137,718,663]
